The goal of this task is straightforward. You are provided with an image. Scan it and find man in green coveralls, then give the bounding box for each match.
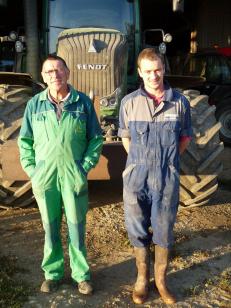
[18,55,103,295]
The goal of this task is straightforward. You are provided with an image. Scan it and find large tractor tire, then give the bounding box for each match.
[179,90,224,209]
[0,85,223,209]
[215,101,231,145]
[0,75,44,208]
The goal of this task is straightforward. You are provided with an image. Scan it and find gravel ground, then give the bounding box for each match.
[0,179,231,307]
[0,146,230,307]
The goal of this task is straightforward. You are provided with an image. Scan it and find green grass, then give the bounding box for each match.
[0,255,34,308]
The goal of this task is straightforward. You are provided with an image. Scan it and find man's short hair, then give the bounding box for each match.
[42,54,69,71]
[137,48,164,69]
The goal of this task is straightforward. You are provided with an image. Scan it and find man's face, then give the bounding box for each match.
[41,59,70,92]
[138,57,164,93]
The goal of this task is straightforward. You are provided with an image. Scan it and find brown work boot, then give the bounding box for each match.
[40,279,60,293]
[132,246,150,304]
[78,280,93,295]
[154,245,176,304]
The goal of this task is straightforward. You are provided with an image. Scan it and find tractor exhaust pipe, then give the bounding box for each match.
[23,0,39,80]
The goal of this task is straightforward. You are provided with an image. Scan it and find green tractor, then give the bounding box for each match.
[0,0,223,208]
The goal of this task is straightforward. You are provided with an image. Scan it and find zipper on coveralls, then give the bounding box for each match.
[42,114,49,140]
[152,105,157,190]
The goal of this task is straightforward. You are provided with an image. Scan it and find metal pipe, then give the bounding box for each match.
[23,0,39,80]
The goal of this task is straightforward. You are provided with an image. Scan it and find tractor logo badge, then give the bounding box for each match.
[77,64,107,70]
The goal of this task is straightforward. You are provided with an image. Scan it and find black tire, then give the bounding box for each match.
[215,102,231,145]
[0,86,223,209]
[0,77,44,208]
[179,90,224,209]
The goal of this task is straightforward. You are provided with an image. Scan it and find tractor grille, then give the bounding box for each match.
[57,29,127,98]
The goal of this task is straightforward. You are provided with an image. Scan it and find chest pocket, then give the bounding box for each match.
[32,112,49,142]
[135,122,149,145]
[68,111,87,137]
[161,121,180,146]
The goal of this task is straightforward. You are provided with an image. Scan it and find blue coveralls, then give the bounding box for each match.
[118,85,192,248]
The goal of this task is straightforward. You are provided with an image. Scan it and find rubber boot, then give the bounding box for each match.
[154,245,176,304]
[132,246,150,304]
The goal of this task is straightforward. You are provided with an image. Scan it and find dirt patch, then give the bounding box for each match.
[0,179,231,307]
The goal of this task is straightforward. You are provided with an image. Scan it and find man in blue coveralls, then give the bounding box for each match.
[118,48,192,305]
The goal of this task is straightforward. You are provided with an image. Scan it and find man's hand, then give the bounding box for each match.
[179,137,191,155]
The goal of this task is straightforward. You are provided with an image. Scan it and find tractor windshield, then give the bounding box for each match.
[48,0,135,53]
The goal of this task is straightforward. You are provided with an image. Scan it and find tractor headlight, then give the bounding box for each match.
[9,31,18,41]
[15,40,24,53]
[100,87,121,109]
[100,98,109,107]
[159,42,166,54]
[108,97,116,106]
[163,33,172,43]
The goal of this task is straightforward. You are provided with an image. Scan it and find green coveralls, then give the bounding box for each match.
[18,86,103,282]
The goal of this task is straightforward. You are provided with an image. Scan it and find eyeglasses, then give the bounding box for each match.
[43,68,66,76]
